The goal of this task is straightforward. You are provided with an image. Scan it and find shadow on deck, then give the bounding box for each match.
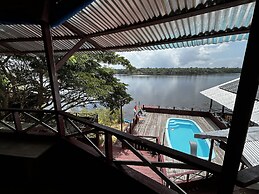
[0,132,176,194]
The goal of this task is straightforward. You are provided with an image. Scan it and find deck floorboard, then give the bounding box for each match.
[132,112,225,183]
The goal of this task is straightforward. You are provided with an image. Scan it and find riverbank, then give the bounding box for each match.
[115,67,241,75]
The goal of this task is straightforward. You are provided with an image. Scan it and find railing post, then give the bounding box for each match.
[206,139,215,178]
[105,132,113,164]
[129,123,132,134]
[208,139,214,162]
[12,111,22,132]
[120,103,123,131]
[96,131,100,148]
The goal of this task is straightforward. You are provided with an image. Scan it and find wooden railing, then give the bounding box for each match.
[0,108,222,194]
[143,105,229,129]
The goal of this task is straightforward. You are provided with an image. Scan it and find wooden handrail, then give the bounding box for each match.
[0,108,223,193]
[59,111,222,175]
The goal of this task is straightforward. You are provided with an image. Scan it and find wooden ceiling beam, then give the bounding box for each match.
[63,22,104,51]
[81,27,251,51]
[3,27,248,54]
[55,38,88,71]
[0,35,81,43]
[0,42,24,55]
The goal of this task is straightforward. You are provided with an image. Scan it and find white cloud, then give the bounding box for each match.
[118,49,181,68]
[117,41,247,68]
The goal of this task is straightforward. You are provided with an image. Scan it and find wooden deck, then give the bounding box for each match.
[113,146,163,184]
[107,110,258,193]
[132,112,225,183]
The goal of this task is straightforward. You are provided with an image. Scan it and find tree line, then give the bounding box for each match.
[115,67,241,75]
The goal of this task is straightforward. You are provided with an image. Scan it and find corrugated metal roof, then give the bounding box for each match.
[195,126,259,167]
[200,78,259,125]
[220,79,259,100]
[0,0,256,56]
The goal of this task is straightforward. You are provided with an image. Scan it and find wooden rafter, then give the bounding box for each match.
[1,26,249,54]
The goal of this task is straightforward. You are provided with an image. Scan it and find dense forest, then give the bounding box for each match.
[115,67,241,75]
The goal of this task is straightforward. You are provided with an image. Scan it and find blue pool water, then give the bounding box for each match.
[166,118,215,160]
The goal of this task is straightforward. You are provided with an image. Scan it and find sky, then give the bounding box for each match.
[116,40,248,69]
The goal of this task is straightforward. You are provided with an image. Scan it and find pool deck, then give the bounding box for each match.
[131,112,225,183]
[113,111,259,193]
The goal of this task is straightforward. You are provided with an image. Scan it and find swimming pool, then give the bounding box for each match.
[165,118,215,160]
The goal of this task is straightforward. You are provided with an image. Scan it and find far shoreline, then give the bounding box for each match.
[114,67,241,76]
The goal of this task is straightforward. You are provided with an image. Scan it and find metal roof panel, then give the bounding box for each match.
[0,0,255,55]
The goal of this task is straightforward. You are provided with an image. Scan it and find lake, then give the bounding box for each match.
[115,74,240,120]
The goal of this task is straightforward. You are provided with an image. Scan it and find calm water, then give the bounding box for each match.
[115,74,240,120]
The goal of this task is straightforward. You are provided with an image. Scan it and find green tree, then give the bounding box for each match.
[0,52,133,111]
[59,53,133,110]
[0,55,50,109]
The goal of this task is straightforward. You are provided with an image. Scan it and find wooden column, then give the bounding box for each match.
[12,111,22,131]
[120,103,123,131]
[218,2,259,193]
[41,22,65,136]
[105,132,113,164]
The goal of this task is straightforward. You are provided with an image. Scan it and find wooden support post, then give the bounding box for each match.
[206,139,214,178]
[105,132,113,164]
[12,111,22,131]
[41,5,65,136]
[218,2,259,193]
[120,102,123,131]
[96,131,100,148]
[129,123,132,134]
